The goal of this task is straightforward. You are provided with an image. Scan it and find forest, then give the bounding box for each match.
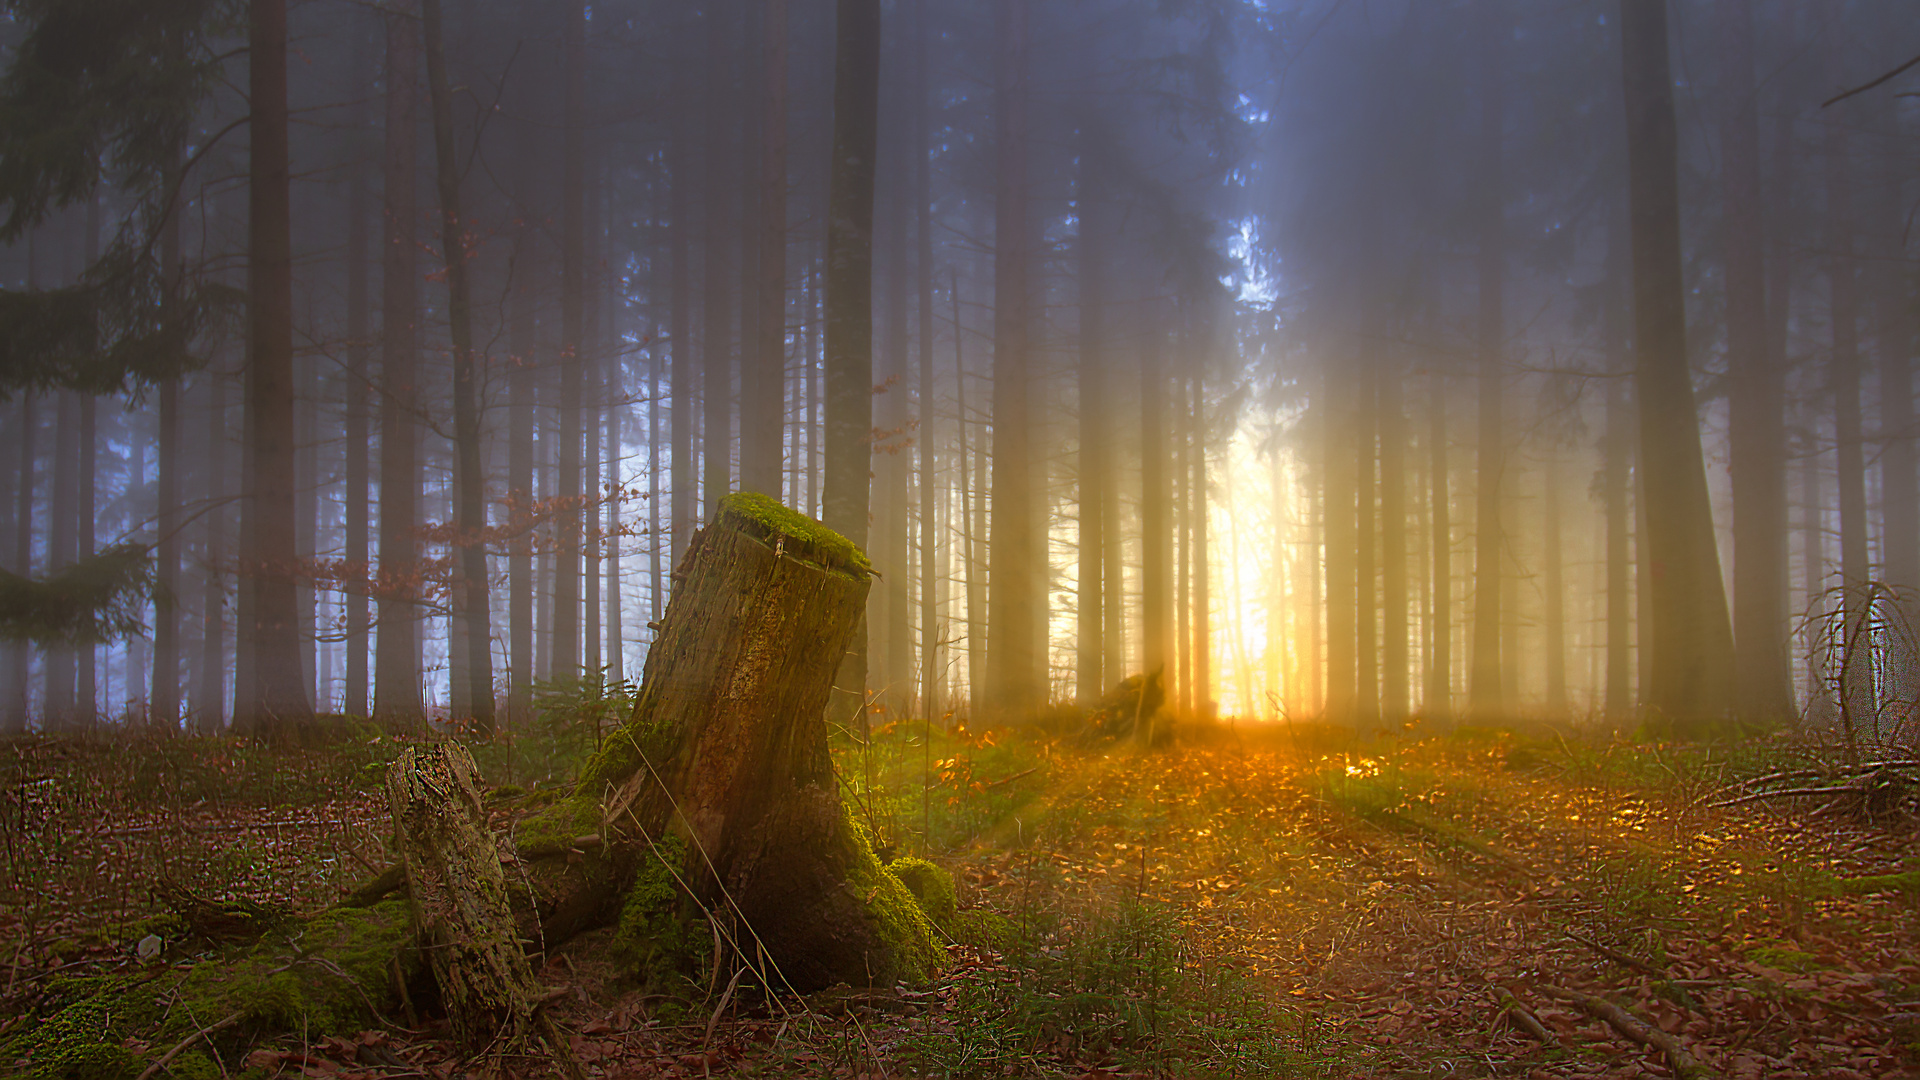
[3,0,1920,1077]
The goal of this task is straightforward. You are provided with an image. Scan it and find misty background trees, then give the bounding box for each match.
[1,0,1916,740]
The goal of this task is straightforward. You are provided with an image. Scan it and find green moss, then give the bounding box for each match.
[886,856,958,928]
[4,977,155,1079]
[843,811,944,983]
[1826,868,1920,897]
[168,899,416,1035]
[516,793,604,856]
[610,833,711,988]
[721,492,870,577]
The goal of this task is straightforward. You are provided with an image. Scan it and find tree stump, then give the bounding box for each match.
[386,743,559,1063]
[518,493,943,990]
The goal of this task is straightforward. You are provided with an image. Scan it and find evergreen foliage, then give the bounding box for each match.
[0,542,154,644]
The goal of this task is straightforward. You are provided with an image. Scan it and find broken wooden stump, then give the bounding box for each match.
[1082,666,1167,746]
[517,492,944,991]
[386,743,576,1074]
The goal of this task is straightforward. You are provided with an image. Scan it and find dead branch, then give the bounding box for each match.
[1536,984,1716,1080]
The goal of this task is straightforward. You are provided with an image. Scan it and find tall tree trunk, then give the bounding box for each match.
[742,0,789,497]
[1141,317,1172,691]
[955,272,984,714]
[198,369,229,733]
[1468,2,1506,720]
[77,392,95,727]
[915,0,939,720]
[1354,366,1376,726]
[1426,373,1450,719]
[877,132,911,713]
[239,0,314,739]
[423,0,495,730]
[346,81,372,721]
[1543,449,1568,715]
[507,145,536,727]
[1619,0,1738,731]
[1871,112,1917,706]
[669,51,697,569]
[702,4,737,522]
[5,395,30,732]
[149,197,184,734]
[985,0,1040,719]
[297,344,318,704]
[1823,55,1872,728]
[1719,0,1791,724]
[375,8,423,731]
[1323,365,1357,723]
[1604,229,1633,719]
[1381,362,1409,726]
[47,392,75,729]
[1075,156,1106,706]
[823,0,882,722]
[552,0,586,684]
[1191,371,1211,719]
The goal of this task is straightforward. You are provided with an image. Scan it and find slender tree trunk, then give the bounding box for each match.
[346,90,372,720]
[1426,373,1450,719]
[296,344,318,705]
[1619,0,1739,731]
[955,271,984,715]
[1175,378,1190,713]
[47,392,75,729]
[507,149,536,726]
[877,137,911,712]
[1075,158,1106,706]
[1544,450,1568,714]
[239,0,314,738]
[702,4,736,522]
[198,369,229,733]
[823,0,882,721]
[742,0,789,497]
[668,52,697,568]
[1323,365,1357,723]
[551,0,587,684]
[1823,59,1872,727]
[423,0,495,730]
[1604,232,1633,718]
[1469,3,1506,719]
[77,392,95,728]
[1191,371,1211,719]
[1720,0,1791,725]
[1801,430,1835,720]
[375,8,423,731]
[1354,366,1376,726]
[985,0,1040,719]
[152,380,179,732]
[1381,362,1409,726]
[1767,96,1799,716]
[915,0,939,719]
[1871,114,1917,704]
[6,396,30,732]
[1141,316,1172,690]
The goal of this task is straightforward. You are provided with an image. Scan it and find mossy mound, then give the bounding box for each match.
[5,901,419,1080]
[886,856,958,928]
[844,816,945,983]
[721,491,871,577]
[610,833,711,988]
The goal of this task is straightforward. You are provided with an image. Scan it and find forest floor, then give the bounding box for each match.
[5,720,1920,1079]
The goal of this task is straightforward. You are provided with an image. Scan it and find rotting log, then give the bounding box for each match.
[1082,666,1166,746]
[516,492,944,990]
[387,742,575,1074]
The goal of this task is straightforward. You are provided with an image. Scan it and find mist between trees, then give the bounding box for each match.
[1,0,1916,743]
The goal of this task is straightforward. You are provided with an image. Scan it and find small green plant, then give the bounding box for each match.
[481,669,638,787]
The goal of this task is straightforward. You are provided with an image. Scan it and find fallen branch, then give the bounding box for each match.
[1536,983,1715,1080]
[1708,785,1868,809]
[1489,987,1559,1048]
[981,766,1041,790]
[134,1011,242,1080]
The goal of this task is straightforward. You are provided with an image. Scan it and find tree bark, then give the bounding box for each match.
[424,0,495,730]
[1719,0,1791,725]
[985,0,1040,719]
[1619,0,1739,731]
[374,7,423,732]
[1426,372,1450,719]
[1381,361,1408,726]
[1468,1,1506,720]
[345,64,372,721]
[742,0,789,498]
[915,0,939,720]
[823,0,881,723]
[1075,150,1106,708]
[239,0,316,739]
[703,4,737,524]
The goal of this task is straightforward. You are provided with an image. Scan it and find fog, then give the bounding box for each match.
[2,0,1917,740]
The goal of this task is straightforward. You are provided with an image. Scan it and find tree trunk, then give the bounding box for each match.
[1381,361,1409,726]
[374,7,423,732]
[1075,152,1106,708]
[1871,112,1917,708]
[742,0,789,498]
[670,50,697,569]
[1604,232,1633,719]
[552,0,587,685]
[424,0,494,730]
[1191,372,1211,720]
[152,379,179,732]
[1141,315,1172,692]
[198,369,229,733]
[239,0,315,739]
[1468,2,1506,720]
[1719,0,1791,725]
[345,78,372,721]
[1544,449,1568,715]
[516,495,939,991]
[1425,372,1449,720]
[985,0,1040,720]
[915,0,939,721]
[703,3,737,524]
[1353,366,1375,727]
[1619,0,1738,731]
[823,0,881,724]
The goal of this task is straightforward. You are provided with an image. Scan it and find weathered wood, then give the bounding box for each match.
[521,493,942,991]
[386,743,562,1065]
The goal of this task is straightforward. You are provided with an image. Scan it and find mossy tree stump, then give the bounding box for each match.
[522,493,942,990]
